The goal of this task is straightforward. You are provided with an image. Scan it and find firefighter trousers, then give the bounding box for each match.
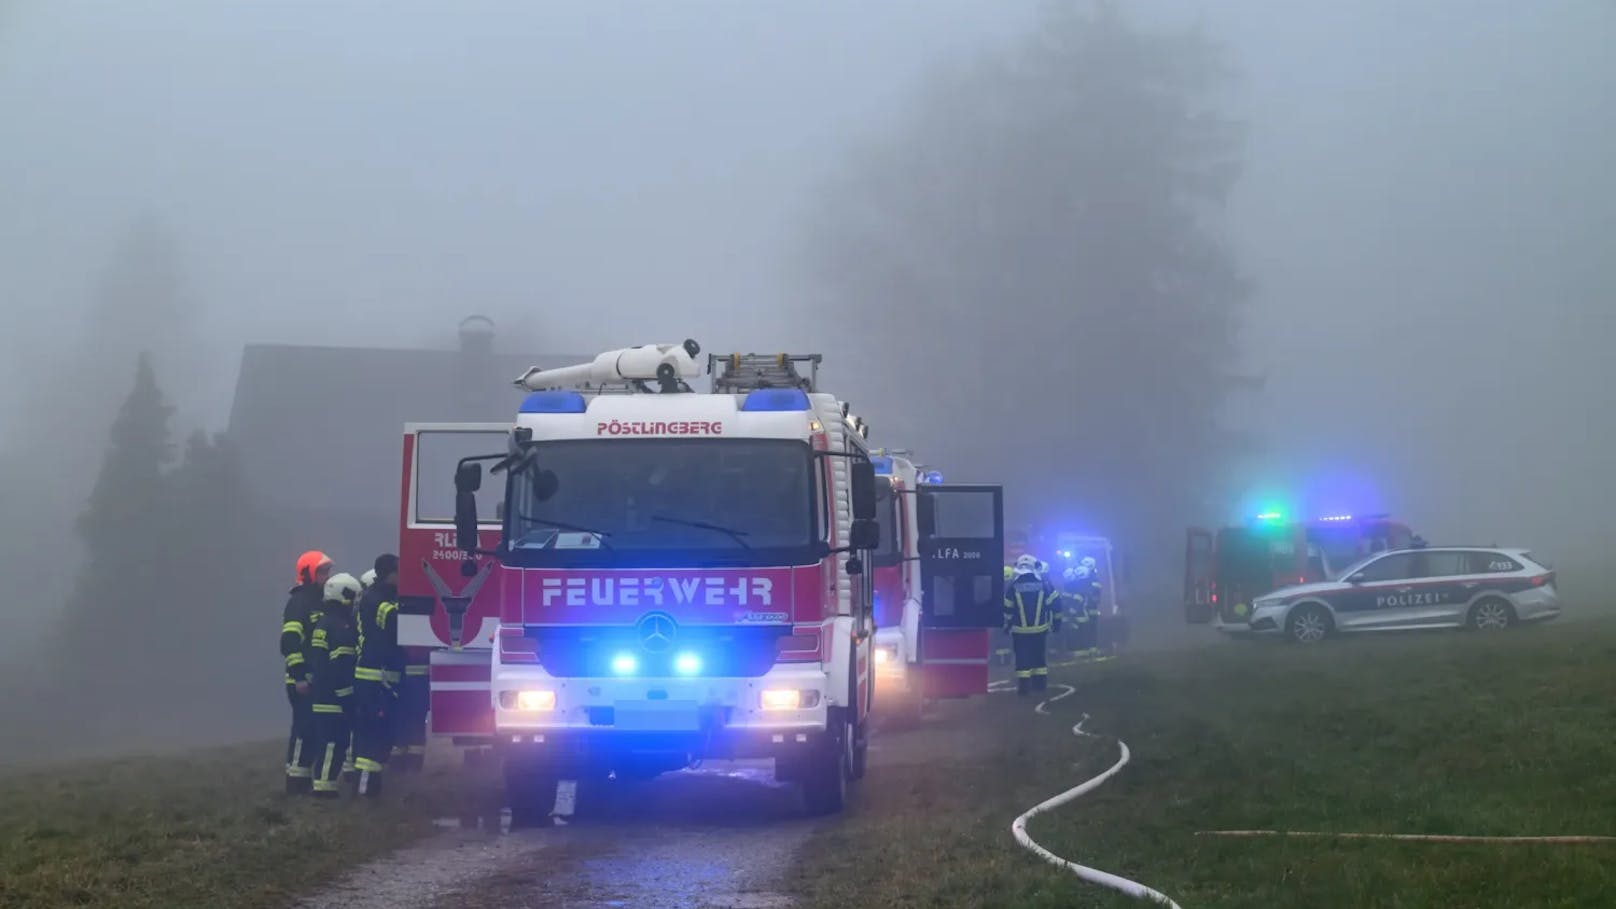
[350,681,394,797]
[392,672,429,772]
[284,684,315,793]
[310,704,350,798]
[1011,631,1049,695]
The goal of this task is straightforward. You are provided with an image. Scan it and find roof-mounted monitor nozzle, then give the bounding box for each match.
[515,340,702,394]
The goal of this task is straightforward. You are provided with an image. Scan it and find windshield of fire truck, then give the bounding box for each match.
[504,438,817,568]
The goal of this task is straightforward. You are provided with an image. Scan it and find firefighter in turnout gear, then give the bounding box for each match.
[1003,554,1062,695]
[1063,562,1103,660]
[308,572,362,798]
[351,554,402,797]
[282,551,333,794]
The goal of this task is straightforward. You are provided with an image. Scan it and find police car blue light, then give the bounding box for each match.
[871,456,894,475]
[920,470,944,485]
[520,390,588,414]
[739,388,811,412]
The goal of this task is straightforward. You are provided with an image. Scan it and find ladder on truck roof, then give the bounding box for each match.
[709,353,822,394]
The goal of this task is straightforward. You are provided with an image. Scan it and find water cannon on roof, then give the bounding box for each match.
[514,340,702,394]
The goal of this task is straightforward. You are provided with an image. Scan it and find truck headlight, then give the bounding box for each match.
[499,689,556,712]
[761,689,821,711]
[873,647,893,665]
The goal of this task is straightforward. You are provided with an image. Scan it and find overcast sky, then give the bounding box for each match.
[3,1,1612,565]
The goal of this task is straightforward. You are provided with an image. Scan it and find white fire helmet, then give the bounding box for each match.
[324,572,362,606]
[1013,554,1039,576]
[1080,556,1097,572]
[359,568,377,590]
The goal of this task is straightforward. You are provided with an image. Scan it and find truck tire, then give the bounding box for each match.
[503,751,557,829]
[802,715,852,816]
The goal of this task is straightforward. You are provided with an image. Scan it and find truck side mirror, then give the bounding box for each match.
[845,556,864,577]
[454,461,482,555]
[532,467,559,502]
[849,518,880,552]
[851,461,876,521]
[455,490,479,556]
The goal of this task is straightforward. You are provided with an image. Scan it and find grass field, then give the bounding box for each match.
[793,618,1616,908]
[0,743,498,909]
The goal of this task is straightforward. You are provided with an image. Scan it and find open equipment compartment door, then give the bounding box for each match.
[914,484,1003,699]
[916,484,1005,629]
[1184,527,1215,624]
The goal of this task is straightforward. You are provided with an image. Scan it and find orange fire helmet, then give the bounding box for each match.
[295,550,333,585]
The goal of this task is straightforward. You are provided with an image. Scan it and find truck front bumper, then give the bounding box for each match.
[492,663,830,760]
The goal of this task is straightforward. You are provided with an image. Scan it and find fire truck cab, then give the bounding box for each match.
[396,345,1004,822]
[1184,513,1417,626]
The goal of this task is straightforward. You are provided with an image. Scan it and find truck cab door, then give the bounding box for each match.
[914,485,1003,699]
[399,423,509,740]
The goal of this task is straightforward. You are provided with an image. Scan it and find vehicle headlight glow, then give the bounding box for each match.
[508,689,556,712]
[673,652,702,675]
[873,647,892,665]
[760,688,821,711]
[610,652,639,676]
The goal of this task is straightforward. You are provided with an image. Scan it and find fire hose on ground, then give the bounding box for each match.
[991,680,1183,908]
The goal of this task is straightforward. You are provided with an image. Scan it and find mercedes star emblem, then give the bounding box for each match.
[636,612,677,653]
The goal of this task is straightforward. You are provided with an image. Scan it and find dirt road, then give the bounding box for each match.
[295,761,816,909]
[291,698,998,909]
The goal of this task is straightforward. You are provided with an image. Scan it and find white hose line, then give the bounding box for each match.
[1011,683,1183,909]
[1198,830,1616,845]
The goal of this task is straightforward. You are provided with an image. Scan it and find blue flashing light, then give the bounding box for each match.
[739,388,811,412]
[1318,514,1354,523]
[520,390,588,414]
[1254,510,1286,523]
[920,470,944,485]
[610,652,638,676]
[673,652,702,676]
[871,455,894,476]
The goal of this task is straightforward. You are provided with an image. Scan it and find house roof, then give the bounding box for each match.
[228,341,585,516]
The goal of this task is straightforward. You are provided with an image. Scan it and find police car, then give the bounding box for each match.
[1246,547,1560,643]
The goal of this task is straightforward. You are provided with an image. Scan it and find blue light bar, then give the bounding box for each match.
[520,390,588,414]
[1318,514,1354,523]
[871,455,894,475]
[920,470,944,485]
[673,652,701,676]
[739,388,811,412]
[610,652,638,676]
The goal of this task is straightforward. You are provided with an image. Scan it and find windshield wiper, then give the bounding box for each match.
[514,514,615,550]
[651,515,755,554]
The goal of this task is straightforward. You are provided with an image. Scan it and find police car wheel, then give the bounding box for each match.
[1468,598,1515,631]
[1285,604,1333,644]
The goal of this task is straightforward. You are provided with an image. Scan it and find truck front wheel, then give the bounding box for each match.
[503,750,558,829]
[801,716,852,816]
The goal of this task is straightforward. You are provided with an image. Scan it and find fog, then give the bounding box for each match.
[1,1,1613,758]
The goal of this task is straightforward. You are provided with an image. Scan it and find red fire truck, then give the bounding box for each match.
[396,346,1005,822]
[1184,513,1417,625]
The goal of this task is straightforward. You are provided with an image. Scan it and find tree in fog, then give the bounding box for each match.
[52,354,175,734]
[804,1,1247,567]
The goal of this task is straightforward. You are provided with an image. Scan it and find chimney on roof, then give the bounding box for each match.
[458,315,495,357]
